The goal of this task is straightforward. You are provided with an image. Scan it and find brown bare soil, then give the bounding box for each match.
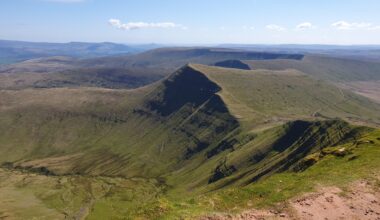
[338,81,380,104]
[290,180,380,220]
[201,180,380,220]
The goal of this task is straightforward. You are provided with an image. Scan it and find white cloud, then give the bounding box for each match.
[108,19,187,31]
[296,22,315,30]
[369,26,380,30]
[331,21,380,30]
[266,24,286,31]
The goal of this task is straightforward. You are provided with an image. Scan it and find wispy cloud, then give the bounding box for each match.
[296,22,315,30]
[266,24,286,31]
[108,19,187,31]
[331,21,380,30]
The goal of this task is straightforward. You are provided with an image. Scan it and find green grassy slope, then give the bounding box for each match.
[1,127,379,219]
[1,64,379,178]
[193,64,380,127]
[172,128,380,219]
[0,56,167,90]
[0,64,380,218]
[0,66,241,179]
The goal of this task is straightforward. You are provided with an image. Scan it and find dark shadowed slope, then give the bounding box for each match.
[214,60,251,70]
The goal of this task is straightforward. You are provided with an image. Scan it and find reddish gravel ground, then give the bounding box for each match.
[201,180,380,220]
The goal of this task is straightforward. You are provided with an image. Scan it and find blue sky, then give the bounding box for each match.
[1,0,380,44]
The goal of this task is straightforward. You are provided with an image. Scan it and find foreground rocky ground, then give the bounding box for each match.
[201,179,380,220]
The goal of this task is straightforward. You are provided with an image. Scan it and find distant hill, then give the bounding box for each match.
[78,47,303,69]
[244,55,380,103]
[214,59,251,70]
[245,55,380,82]
[1,47,380,106]
[2,48,380,105]
[0,40,143,64]
[0,47,303,89]
[218,44,380,61]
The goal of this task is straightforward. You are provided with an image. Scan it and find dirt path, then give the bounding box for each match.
[201,180,380,220]
[74,200,94,220]
[290,180,380,220]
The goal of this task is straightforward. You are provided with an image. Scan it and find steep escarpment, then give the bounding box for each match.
[0,65,240,180]
[192,119,372,190]
[142,65,240,161]
[146,65,223,116]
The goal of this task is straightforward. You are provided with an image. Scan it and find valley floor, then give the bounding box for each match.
[0,168,165,220]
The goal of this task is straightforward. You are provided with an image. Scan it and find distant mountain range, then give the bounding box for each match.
[0,40,162,64]
[0,47,303,89]
[218,44,380,61]
[3,39,380,65]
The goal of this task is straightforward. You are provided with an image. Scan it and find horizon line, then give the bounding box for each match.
[2,39,380,47]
